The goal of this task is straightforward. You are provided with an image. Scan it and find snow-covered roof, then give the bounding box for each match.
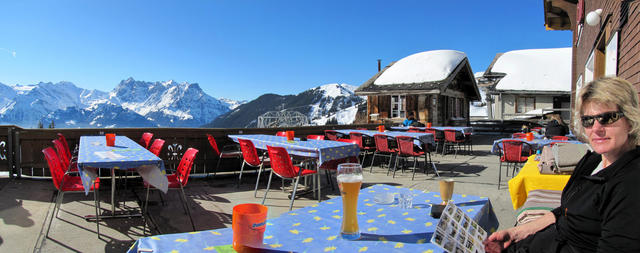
[492,48,571,92]
[374,50,467,85]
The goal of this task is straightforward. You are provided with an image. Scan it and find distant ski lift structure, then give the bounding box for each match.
[257,110,309,128]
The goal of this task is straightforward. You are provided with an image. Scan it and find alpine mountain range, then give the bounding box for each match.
[0,78,364,128]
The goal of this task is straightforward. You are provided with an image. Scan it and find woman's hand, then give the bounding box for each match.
[483,229,514,253]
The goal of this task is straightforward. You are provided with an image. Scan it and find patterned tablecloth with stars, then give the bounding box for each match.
[227,134,360,165]
[390,126,473,135]
[128,184,498,253]
[490,138,583,155]
[334,129,435,146]
[77,136,168,195]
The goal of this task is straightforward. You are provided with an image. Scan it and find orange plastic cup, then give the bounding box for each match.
[286,131,295,141]
[426,122,432,128]
[105,133,116,146]
[232,203,268,252]
[378,125,385,132]
[526,132,534,141]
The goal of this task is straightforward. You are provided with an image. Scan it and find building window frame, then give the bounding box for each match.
[515,96,536,113]
[391,95,406,118]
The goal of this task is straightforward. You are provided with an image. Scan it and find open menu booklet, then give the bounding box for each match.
[431,201,488,253]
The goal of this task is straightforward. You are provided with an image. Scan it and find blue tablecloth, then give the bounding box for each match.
[227,134,359,165]
[77,136,168,194]
[491,138,583,155]
[334,129,435,146]
[390,126,473,135]
[128,184,498,253]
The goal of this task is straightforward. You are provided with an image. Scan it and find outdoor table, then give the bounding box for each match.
[128,184,499,253]
[227,134,360,201]
[507,155,570,210]
[490,138,582,154]
[77,136,168,217]
[334,129,435,146]
[390,126,473,135]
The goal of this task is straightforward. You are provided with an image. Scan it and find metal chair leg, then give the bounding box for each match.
[143,186,150,235]
[46,191,63,237]
[94,188,100,238]
[253,164,264,198]
[261,171,274,205]
[238,161,246,188]
[289,176,301,211]
[179,187,196,231]
[498,161,503,189]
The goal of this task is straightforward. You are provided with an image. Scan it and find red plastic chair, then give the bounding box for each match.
[512,133,526,139]
[306,135,325,140]
[275,131,287,137]
[42,147,101,238]
[551,136,569,141]
[369,134,397,173]
[324,130,339,141]
[52,139,77,173]
[139,132,154,149]
[57,133,77,156]
[349,132,374,165]
[394,136,434,180]
[148,139,165,157]
[262,145,317,211]
[498,140,532,189]
[317,156,359,190]
[425,128,444,153]
[207,134,242,176]
[442,129,466,157]
[144,148,199,231]
[237,139,270,194]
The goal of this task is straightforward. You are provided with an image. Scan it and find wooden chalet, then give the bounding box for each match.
[355,50,481,126]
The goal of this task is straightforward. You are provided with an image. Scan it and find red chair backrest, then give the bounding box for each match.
[512,133,526,139]
[276,131,287,137]
[207,134,221,156]
[238,139,261,166]
[551,136,569,141]
[337,138,358,145]
[373,134,394,153]
[52,139,70,170]
[148,139,165,157]
[502,140,529,162]
[425,128,443,141]
[444,129,463,142]
[307,135,325,140]
[349,132,365,149]
[266,145,298,178]
[42,147,65,190]
[140,132,154,149]
[396,136,417,156]
[175,148,199,186]
[57,133,71,155]
[324,130,338,141]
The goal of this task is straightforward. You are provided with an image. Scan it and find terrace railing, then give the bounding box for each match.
[0,124,379,178]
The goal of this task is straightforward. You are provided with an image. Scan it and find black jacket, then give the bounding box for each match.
[552,146,640,252]
[545,120,568,138]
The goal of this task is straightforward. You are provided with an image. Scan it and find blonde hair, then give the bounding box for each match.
[549,114,566,126]
[574,77,640,145]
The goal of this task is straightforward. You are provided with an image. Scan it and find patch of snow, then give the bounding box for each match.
[374,50,467,85]
[470,105,487,117]
[493,48,571,91]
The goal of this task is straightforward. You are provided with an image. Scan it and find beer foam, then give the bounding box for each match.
[337,174,363,183]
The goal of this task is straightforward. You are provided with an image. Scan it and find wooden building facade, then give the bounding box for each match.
[355,50,481,126]
[544,0,640,122]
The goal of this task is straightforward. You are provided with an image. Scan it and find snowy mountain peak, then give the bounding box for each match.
[313,83,357,98]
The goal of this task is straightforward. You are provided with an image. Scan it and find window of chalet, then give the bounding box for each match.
[516,96,535,113]
[391,95,406,118]
[605,32,618,76]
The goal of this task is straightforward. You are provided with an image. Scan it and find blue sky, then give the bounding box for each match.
[0,0,571,101]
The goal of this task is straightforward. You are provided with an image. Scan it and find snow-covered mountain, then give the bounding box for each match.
[0,79,362,128]
[205,83,365,128]
[0,78,231,128]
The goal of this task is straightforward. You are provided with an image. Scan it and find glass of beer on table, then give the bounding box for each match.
[337,163,363,240]
[439,178,455,204]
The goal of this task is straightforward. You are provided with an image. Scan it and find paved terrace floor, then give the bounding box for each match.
[0,134,520,252]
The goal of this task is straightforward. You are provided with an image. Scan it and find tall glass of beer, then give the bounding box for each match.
[439,178,455,204]
[337,163,363,240]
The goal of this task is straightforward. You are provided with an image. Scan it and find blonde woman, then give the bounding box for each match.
[485,77,640,252]
[544,113,568,138]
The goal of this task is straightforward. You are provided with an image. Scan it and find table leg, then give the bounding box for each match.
[111,168,116,214]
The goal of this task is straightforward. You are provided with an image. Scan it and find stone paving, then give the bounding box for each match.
[0,133,520,252]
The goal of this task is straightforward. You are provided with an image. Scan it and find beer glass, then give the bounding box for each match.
[439,178,455,204]
[337,163,363,240]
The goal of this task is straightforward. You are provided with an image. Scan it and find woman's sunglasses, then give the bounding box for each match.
[580,111,625,128]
